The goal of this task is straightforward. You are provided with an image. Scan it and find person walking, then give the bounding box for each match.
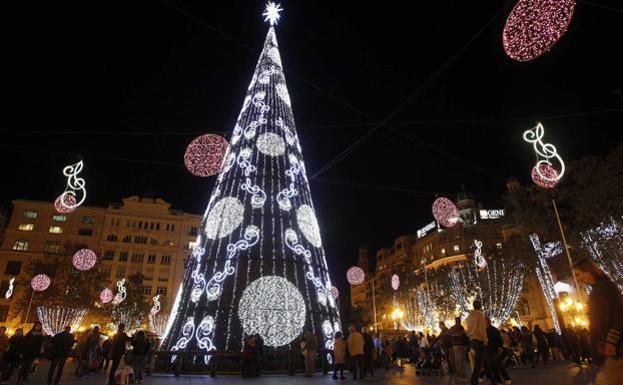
[47,326,75,385]
[108,324,130,385]
[450,317,468,381]
[85,326,102,375]
[130,331,150,384]
[16,321,43,385]
[574,258,623,385]
[332,331,346,379]
[533,325,549,366]
[485,317,511,385]
[302,329,318,377]
[520,326,536,368]
[1,328,24,384]
[346,325,365,380]
[439,321,453,372]
[466,300,487,385]
[241,335,257,377]
[362,327,374,378]
[546,329,563,363]
[100,337,112,373]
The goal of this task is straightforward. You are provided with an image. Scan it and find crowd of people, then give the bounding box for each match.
[0,322,156,385]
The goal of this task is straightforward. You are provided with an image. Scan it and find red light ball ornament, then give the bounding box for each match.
[531,163,560,189]
[54,194,77,214]
[330,286,339,299]
[346,266,365,286]
[432,197,460,228]
[184,134,229,177]
[503,0,576,62]
[31,274,51,291]
[72,248,97,271]
[100,288,113,303]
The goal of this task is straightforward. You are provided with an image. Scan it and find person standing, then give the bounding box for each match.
[450,317,468,381]
[533,325,549,366]
[107,324,129,385]
[485,317,511,385]
[574,258,623,385]
[241,335,256,377]
[47,326,75,385]
[466,300,488,385]
[130,331,150,384]
[0,327,9,365]
[346,325,364,380]
[362,327,374,378]
[85,326,102,375]
[1,328,24,384]
[439,321,453,372]
[302,329,318,377]
[16,321,43,385]
[520,326,536,368]
[332,331,346,379]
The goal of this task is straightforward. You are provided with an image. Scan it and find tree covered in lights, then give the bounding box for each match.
[161,4,341,361]
[105,273,151,332]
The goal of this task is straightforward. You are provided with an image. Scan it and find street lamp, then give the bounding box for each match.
[391,307,405,330]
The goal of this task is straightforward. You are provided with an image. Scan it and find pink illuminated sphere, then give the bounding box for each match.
[184,134,229,177]
[72,249,97,271]
[531,163,560,189]
[100,288,113,303]
[503,0,576,62]
[54,194,77,214]
[391,274,400,291]
[432,197,460,228]
[346,266,365,286]
[330,286,339,299]
[31,274,51,291]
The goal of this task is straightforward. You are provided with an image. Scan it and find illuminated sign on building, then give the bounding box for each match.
[479,209,505,220]
[417,221,437,238]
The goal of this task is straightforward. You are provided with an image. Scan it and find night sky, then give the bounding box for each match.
[3,1,622,292]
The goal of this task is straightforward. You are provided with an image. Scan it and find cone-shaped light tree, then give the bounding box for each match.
[161,3,341,361]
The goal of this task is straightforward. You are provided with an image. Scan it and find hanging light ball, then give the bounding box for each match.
[72,249,97,271]
[346,266,365,286]
[54,194,77,214]
[503,0,576,62]
[531,163,560,189]
[184,134,229,177]
[330,286,339,300]
[391,274,400,291]
[432,197,460,228]
[100,288,113,303]
[31,274,51,291]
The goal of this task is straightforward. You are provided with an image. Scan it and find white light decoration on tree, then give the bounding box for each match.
[347,266,365,286]
[543,241,563,259]
[56,160,87,213]
[238,276,306,347]
[530,234,562,334]
[31,274,51,291]
[581,217,623,292]
[150,313,169,337]
[503,0,576,62]
[473,240,487,270]
[112,278,127,305]
[184,134,230,177]
[523,122,565,189]
[151,294,161,315]
[161,4,340,359]
[391,274,400,291]
[72,248,97,271]
[112,304,142,335]
[5,277,15,299]
[37,306,87,336]
[100,288,113,303]
[432,197,460,228]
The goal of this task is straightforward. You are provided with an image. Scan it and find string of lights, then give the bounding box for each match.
[37,306,88,336]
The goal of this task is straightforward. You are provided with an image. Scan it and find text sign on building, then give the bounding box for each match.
[479,209,505,220]
[417,221,437,238]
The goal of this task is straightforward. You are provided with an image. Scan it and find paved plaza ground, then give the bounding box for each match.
[20,360,609,385]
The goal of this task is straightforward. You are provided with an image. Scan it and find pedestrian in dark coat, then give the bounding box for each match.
[131,331,150,384]
[47,326,75,385]
[1,328,25,383]
[16,321,44,384]
[107,324,130,385]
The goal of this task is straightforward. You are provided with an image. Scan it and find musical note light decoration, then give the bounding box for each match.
[523,122,565,189]
[112,278,127,305]
[474,240,487,270]
[5,277,15,299]
[55,160,87,213]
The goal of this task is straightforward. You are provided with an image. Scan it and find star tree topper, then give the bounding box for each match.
[263,2,283,25]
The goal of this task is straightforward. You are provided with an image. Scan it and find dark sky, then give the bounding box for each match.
[3,1,623,288]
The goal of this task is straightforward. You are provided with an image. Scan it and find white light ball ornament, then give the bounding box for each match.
[347,266,365,286]
[31,274,51,291]
[391,274,400,291]
[432,197,460,228]
[72,248,97,271]
[184,134,229,177]
[100,288,113,303]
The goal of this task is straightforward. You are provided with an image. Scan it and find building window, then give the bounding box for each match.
[49,226,63,234]
[171,224,175,232]
[144,268,154,281]
[22,211,37,219]
[131,253,144,263]
[106,234,118,242]
[116,267,126,279]
[134,236,147,244]
[156,287,167,295]
[99,267,112,278]
[156,223,160,230]
[18,223,34,231]
[81,216,96,224]
[149,239,158,245]
[150,222,155,230]
[4,261,22,275]
[161,255,171,265]
[164,240,174,247]
[118,252,128,262]
[78,228,93,236]
[52,215,67,222]
[453,245,460,252]
[147,255,156,264]
[103,250,115,260]
[143,286,152,295]
[158,269,169,282]
[12,240,28,251]
[122,235,131,243]
[440,248,446,255]
[190,227,199,236]
[44,240,61,253]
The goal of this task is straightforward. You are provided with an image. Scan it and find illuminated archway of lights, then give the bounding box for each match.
[503,0,576,62]
[184,134,230,177]
[523,123,565,188]
[530,234,562,334]
[391,274,400,291]
[56,160,87,213]
[346,266,365,285]
[5,277,15,299]
[112,278,127,305]
[31,274,51,291]
[37,306,87,336]
[72,248,97,271]
[581,217,623,293]
[100,288,113,303]
[432,197,460,228]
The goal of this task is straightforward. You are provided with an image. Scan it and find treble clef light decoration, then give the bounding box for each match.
[523,122,565,189]
[5,277,15,299]
[474,240,487,270]
[112,278,127,305]
[150,294,161,315]
[55,160,87,213]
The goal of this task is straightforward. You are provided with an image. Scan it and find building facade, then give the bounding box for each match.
[0,196,201,326]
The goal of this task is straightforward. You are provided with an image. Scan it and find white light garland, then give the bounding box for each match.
[530,234,561,334]
[523,122,565,188]
[473,240,487,269]
[580,217,623,292]
[56,160,87,213]
[5,277,14,299]
[37,306,87,336]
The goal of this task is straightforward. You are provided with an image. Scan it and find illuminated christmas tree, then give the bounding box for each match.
[161,3,341,362]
